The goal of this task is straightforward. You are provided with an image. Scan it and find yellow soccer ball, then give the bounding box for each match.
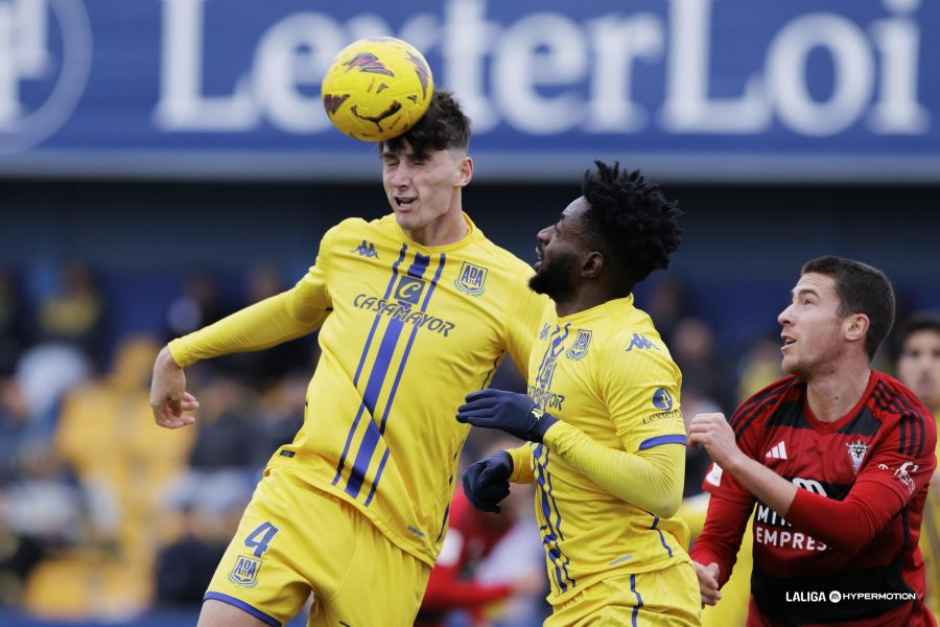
[321,37,434,142]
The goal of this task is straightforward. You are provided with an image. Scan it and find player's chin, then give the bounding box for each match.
[780,355,802,376]
[392,210,418,229]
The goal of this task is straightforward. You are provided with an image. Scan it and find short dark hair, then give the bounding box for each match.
[381,90,470,159]
[581,161,682,292]
[896,312,940,355]
[800,256,895,360]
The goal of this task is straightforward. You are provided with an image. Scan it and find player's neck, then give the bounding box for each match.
[805,358,872,422]
[405,202,467,247]
[554,285,611,318]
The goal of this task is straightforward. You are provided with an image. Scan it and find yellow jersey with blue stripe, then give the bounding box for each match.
[512,295,691,605]
[171,213,548,567]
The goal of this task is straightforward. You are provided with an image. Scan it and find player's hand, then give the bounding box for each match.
[462,451,514,513]
[150,346,199,429]
[693,561,721,606]
[456,389,557,443]
[688,412,742,469]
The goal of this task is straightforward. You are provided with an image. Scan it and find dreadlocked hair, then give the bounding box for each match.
[582,161,683,290]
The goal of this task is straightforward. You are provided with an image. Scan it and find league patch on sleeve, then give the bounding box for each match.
[705,463,724,487]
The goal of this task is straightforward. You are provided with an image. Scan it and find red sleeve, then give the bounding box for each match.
[690,491,754,588]
[421,493,515,611]
[421,564,514,610]
[690,381,790,584]
[786,410,937,553]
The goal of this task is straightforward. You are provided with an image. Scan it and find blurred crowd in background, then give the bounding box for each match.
[0,258,931,626]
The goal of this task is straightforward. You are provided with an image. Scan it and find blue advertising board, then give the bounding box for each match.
[0,0,937,181]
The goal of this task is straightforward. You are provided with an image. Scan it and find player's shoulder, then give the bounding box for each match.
[319,216,373,246]
[605,304,672,358]
[869,371,933,418]
[599,311,679,380]
[867,371,937,447]
[731,375,801,430]
[319,215,409,257]
[468,230,535,278]
[460,228,543,308]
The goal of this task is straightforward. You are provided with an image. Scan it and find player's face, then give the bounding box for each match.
[381,142,470,232]
[898,330,940,410]
[529,198,591,301]
[777,272,851,376]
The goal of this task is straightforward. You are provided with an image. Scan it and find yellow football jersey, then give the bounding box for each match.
[517,295,690,605]
[171,213,548,567]
[920,410,940,620]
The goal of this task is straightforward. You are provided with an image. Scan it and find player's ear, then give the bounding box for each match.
[582,251,604,279]
[454,154,473,188]
[844,312,870,345]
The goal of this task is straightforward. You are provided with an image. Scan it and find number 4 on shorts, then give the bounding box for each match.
[244,521,279,557]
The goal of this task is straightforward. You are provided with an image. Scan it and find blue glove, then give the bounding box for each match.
[462,451,513,513]
[456,389,558,443]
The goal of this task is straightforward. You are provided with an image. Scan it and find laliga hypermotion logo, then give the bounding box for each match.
[0,0,91,154]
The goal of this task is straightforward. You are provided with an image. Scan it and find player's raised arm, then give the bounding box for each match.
[542,345,687,518]
[150,228,336,429]
[457,347,688,518]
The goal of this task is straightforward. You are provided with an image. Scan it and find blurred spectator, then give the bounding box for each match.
[220,264,314,390]
[37,262,108,370]
[187,377,263,470]
[735,335,784,404]
[0,269,33,376]
[0,438,83,608]
[647,276,691,345]
[22,336,194,618]
[256,373,307,459]
[894,312,940,621]
[164,272,229,341]
[680,386,722,499]
[0,378,31,483]
[672,317,733,411]
[155,471,252,608]
[14,343,91,438]
[417,440,545,627]
[154,505,227,606]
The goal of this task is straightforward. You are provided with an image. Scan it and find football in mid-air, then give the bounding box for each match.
[321,37,434,142]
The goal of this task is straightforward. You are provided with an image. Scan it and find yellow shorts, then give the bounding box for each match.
[545,561,702,627]
[205,467,430,627]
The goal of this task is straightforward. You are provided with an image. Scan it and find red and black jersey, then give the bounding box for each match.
[691,371,938,627]
[415,490,515,627]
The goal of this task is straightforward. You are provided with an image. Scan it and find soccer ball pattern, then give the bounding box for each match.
[322,37,434,143]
